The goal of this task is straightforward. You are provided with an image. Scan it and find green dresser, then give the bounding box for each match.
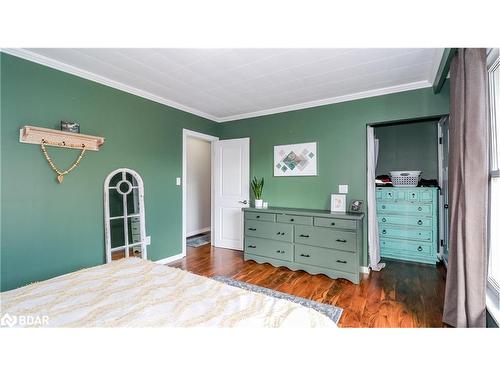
[243,207,364,284]
[376,187,438,265]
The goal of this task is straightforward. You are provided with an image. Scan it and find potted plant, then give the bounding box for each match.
[251,177,264,208]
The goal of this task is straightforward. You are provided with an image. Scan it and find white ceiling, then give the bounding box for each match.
[9,48,443,122]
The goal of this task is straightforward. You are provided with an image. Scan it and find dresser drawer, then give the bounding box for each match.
[404,190,421,202]
[419,190,435,201]
[245,237,293,262]
[314,217,357,230]
[245,220,293,242]
[379,225,432,242]
[277,214,313,225]
[377,203,432,215]
[294,244,357,273]
[377,215,432,227]
[380,238,433,257]
[244,211,275,222]
[377,189,395,201]
[294,225,356,252]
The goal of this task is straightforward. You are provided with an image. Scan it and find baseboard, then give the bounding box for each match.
[360,266,371,274]
[186,227,211,238]
[155,253,184,265]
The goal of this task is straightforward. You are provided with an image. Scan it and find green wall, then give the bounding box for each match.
[375,120,439,180]
[0,53,218,291]
[219,85,450,266]
[1,52,451,291]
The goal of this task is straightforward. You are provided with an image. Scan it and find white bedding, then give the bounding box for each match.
[0,258,336,328]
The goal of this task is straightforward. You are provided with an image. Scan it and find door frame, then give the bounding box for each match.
[437,115,449,264]
[366,114,447,267]
[182,129,219,257]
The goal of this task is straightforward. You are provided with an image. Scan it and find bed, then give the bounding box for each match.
[0,257,336,328]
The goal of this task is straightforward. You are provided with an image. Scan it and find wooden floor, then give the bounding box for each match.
[170,244,448,328]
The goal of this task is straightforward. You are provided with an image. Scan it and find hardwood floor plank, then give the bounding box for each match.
[169,244,447,328]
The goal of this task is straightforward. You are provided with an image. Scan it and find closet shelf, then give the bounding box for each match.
[19,125,105,151]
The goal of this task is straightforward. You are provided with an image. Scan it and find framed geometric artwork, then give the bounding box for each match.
[274,142,317,176]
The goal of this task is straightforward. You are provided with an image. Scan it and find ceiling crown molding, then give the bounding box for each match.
[217,80,432,123]
[2,48,436,124]
[1,48,220,122]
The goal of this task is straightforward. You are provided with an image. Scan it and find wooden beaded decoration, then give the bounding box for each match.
[40,139,86,183]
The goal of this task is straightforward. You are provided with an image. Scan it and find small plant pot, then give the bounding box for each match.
[254,199,264,208]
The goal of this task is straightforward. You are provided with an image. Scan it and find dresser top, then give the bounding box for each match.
[243,206,365,220]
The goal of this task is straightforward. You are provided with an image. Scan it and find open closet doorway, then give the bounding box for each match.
[182,129,219,256]
[366,115,449,270]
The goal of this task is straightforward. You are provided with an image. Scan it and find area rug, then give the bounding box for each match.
[186,233,210,247]
[212,275,343,324]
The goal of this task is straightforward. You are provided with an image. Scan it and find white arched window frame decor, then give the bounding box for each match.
[104,168,148,263]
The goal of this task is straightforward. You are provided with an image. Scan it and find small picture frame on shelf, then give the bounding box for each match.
[60,121,80,133]
[331,194,346,213]
[349,199,364,213]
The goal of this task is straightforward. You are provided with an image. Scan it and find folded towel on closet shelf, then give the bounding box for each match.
[376,174,393,186]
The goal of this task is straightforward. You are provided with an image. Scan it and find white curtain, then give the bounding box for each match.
[367,127,385,271]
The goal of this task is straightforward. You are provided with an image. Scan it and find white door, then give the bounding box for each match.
[213,138,250,250]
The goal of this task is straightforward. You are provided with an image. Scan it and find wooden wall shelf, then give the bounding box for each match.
[19,125,105,151]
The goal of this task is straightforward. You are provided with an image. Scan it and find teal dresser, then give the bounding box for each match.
[376,187,438,265]
[243,207,364,284]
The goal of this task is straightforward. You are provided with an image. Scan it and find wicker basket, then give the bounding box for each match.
[389,171,421,187]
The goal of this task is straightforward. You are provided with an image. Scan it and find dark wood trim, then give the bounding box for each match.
[367,114,447,128]
[433,48,457,94]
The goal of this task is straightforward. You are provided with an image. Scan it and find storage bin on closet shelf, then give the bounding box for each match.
[389,171,421,187]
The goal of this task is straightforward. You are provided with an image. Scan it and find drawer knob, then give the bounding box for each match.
[331,222,336,226]
[248,228,256,231]
[290,218,294,222]
[336,239,347,243]
[281,232,285,235]
[248,245,256,248]
[336,260,347,264]
[417,246,423,251]
[256,215,260,218]
[276,250,285,254]
[417,220,423,225]
[382,205,386,209]
[382,218,386,222]
[299,234,310,238]
[418,207,422,211]
[300,254,310,258]
[382,230,387,234]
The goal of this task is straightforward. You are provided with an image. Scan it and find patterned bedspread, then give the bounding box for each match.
[0,258,336,328]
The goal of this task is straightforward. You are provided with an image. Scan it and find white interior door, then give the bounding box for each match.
[213,138,250,250]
